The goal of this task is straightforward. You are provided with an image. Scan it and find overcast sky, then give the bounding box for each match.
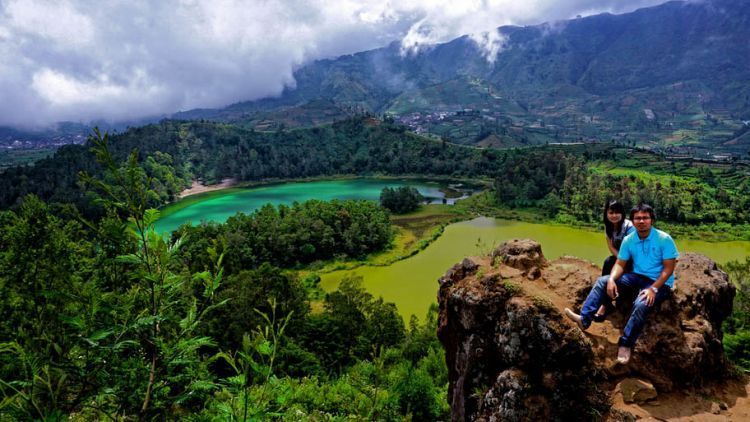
[0,0,670,128]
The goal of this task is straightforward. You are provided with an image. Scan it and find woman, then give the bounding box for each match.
[595,200,635,320]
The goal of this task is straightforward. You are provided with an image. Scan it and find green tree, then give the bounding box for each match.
[380,186,425,214]
[81,129,227,417]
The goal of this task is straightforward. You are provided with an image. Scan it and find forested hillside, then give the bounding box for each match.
[3,116,750,237]
[0,117,494,214]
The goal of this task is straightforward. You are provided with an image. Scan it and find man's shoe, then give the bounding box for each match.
[617,346,631,364]
[564,308,586,331]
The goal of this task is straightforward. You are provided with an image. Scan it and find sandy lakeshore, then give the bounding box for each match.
[178,178,237,199]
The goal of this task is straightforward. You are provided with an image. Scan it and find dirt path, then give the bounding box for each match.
[612,380,750,421]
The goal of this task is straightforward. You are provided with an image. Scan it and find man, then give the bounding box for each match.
[565,203,679,364]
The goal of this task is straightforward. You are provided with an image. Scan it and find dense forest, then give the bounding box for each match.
[175,199,393,272]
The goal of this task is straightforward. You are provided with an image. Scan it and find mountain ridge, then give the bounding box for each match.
[165,0,749,152]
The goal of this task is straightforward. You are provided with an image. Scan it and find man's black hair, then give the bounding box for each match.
[630,203,657,222]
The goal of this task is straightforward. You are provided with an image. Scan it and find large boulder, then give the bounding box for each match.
[491,238,546,279]
[437,239,735,421]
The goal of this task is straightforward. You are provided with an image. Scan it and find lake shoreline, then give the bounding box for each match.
[178,178,238,199]
[164,176,750,244]
[160,175,488,223]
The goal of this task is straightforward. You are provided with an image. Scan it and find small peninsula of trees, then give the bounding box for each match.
[380,186,424,214]
[176,199,393,272]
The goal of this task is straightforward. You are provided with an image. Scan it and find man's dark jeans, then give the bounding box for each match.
[580,273,671,348]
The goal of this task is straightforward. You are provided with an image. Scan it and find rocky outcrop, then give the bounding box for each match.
[616,378,657,404]
[491,239,546,280]
[438,239,736,421]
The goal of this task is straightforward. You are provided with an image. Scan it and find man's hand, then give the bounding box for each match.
[607,278,618,299]
[639,288,656,306]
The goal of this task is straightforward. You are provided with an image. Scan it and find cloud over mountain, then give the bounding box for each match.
[0,0,667,127]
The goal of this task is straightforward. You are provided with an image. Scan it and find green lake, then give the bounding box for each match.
[320,217,750,320]
[154,178,456,233]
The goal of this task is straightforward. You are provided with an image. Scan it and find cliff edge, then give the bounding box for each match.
[438,239,742,421]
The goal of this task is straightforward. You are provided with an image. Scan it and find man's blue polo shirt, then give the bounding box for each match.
[617,227,679,287]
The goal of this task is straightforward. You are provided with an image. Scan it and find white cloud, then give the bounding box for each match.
[469,30,508,64]
[5,0,94,48]
[0,0,669,127]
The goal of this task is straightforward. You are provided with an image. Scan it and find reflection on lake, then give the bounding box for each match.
[320,217,750,320]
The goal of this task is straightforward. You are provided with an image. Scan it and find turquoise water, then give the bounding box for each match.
[154,178,450,233]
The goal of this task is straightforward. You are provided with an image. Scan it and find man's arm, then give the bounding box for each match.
[641,258,676,306]
[607,259,628,299]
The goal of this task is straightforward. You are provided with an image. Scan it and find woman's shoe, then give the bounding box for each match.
[593,304,608,322]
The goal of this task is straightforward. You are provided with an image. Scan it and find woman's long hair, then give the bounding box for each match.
[603,200,626,238]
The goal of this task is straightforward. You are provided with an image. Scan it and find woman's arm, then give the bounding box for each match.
[606,237,618,256]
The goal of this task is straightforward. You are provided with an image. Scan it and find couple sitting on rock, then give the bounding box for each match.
[565,202,679,364]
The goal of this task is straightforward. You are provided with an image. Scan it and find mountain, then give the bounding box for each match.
[183,0,750,152]
[11,1,750,155]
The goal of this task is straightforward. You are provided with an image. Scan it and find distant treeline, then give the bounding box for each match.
[493,152,750,227]
[0,117,503,214]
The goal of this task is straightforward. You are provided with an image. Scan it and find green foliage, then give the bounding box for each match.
[723,257,750,371]
[0,196,91,420]
[493,148,750,230]
[198,304,447,421]
[380,186,424,214]
[0,130,230,419]
[213,299,294,421]
[724,331,750,371]
[299,276,406,374]
[391,363,444,421]
[503,280,523,296]
[82,131,229,416]
[203,264,309,352]
[0,128,460,419]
